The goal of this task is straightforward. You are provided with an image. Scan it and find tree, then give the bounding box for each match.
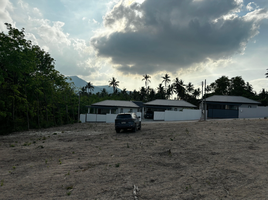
[0,23,78,134]
[86,82,94,94]
[186,82,194,94]
[173,78,186,100]
[108,77,119,93]
[156,83,165,99]
[162,74,171,90]
[142,74,151,88]
[210,76,230,95]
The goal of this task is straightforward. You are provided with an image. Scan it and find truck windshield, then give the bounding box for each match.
[117,114,131,119]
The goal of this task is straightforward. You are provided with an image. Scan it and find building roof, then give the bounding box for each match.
[132,101,144,108]
[89,100,139,108]
[144,99,196,108]
[204,95,260,104]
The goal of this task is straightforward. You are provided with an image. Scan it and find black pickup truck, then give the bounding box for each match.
[115,113,141,133]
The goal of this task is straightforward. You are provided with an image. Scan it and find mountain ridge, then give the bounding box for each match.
[66,76,121,94]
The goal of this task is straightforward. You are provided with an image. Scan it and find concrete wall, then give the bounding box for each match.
[153,110,201,121]
[240,104,258,108]
[154,112,165,121]
[239,107,268,118]
[81,112,142,123]
[165,110,202,121]
[80,114,86,123]
[106,114,118,123]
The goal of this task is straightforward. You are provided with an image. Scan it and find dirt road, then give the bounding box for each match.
[1,119,268,199]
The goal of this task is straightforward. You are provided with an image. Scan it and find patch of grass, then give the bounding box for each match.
[23,142,31,146]
[53,132,57,135]
[45,159,48,164]
[42,136,46,140]
[13,166,16,170]
[115,163,120,168]
[1,180,4,186]
[10,144,15,147]
[72,151,75,154]
[185,128,189,134]
[127,143,129,148]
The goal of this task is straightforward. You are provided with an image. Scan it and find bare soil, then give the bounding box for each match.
[1,119,268,199]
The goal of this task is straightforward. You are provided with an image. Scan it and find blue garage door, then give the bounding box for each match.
[208,109,238,118]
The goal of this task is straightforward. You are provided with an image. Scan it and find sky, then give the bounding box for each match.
[1,0,268,93]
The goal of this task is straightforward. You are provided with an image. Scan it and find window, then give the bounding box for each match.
[248,105,251,108]
[120,108,123,113]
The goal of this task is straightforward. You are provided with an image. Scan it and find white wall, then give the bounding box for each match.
[80,114,86,123]
[154,112,165,121]
[106,114,118,123]
[165,110,202,121]
[81,111,142,123]
[239,107,268,118]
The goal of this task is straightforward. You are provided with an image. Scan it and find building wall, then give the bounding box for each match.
[81,112,142,123]
[240,104,258,108]
[153,109,201,121]
[239,107,268,118]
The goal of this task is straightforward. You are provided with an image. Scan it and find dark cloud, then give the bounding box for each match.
[91,0,268,75]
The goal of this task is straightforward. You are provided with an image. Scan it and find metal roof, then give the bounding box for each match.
[89,100,139,108]
[144,99,196,108]
[204,95,260,104]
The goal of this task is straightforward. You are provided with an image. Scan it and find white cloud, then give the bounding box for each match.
[91,0,268,76]
[0,0,14,31]
[246,2,258,11]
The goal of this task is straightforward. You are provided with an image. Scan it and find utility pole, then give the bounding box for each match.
[204,79,207,121]
[78,92,80,123]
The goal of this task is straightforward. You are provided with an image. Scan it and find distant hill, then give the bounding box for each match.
[67,76,121,94]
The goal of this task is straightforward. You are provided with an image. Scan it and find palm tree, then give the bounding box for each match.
[162,74,171,89]
[166,84,174,99]
[193,88,201,99]
[156,83,165,99]
[186,82,194,94]
[173,78,186,100]
[108,77,119,93]
[142,74,151,88]
[86,81,94,94]
[266,69,268,78]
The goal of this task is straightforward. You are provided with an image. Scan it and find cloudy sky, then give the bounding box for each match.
[1,0,268,93]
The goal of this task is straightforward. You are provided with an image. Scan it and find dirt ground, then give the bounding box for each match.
[1,119,268,199]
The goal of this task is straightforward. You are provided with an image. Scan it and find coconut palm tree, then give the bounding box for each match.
[142,74,151,88]
[173,78,186,100]
[162,74,171,90]
[193,88,201,99]
[86,81,94,94]
[186,82,194,95]
[108,77,119,93]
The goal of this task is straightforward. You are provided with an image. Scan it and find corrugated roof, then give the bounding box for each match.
[144,99,196,108]
[204,95,260,104]
[90,100,139,108]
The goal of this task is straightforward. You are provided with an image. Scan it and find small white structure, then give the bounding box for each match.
[144,99,200,121]
[80,100,142,123]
